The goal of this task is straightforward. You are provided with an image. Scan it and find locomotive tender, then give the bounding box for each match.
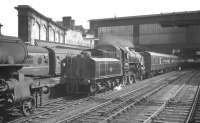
[61,49,124,94]
[61,43,180,95]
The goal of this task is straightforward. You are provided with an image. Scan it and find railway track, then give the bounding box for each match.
[144,71,200,123]
[8,71,186,123]
[185,78,200,123]
[94,70,198,123]
[56,71,191,123]
[96,71,181,100]
[7,96,87,122]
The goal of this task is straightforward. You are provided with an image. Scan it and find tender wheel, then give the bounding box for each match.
[128,75,135,84]
[21,98,34,116]
[0,79,8,92]
[115,79,120,86]
[89,84,97,95]
[66,83,71,95]
[107,81,112,89]
[123,76,129,85]
[140,75,143,81]
[147,73,153,78]
[112,81,116,88]
[123,76,127,85]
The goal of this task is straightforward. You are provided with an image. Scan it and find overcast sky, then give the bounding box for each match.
[0,0,200,36]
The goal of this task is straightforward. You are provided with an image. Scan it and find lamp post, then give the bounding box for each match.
[0,23,2,35]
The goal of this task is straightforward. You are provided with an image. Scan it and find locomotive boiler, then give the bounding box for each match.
[95,43,144,83]
[0,36,27,65]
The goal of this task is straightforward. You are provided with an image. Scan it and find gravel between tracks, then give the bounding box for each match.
[108,70,199,123]
[56,71,189,123]
[8,71,186,123]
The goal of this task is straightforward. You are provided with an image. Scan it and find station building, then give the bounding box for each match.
[15,5,96,55]
[89,11,200,59]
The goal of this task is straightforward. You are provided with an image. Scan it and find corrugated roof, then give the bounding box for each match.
[89,10,200,22]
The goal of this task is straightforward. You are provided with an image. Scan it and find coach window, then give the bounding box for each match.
[37,57,42,65]
[44,56,48,64]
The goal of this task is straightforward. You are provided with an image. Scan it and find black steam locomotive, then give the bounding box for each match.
[0,35,85,115]
[0,36,36,115]
[60,43,180,95]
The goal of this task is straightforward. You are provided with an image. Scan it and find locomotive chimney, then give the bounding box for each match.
[62,16,72,29]
[0,23,2,35]
[71,19,75,29]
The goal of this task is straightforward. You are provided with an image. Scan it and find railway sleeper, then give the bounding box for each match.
[158,113,188,118]
[161,111,189,116]
[153,119,184,123]
[154,117,186,122]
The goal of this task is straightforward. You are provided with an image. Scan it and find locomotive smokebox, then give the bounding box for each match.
[0,36,27,64]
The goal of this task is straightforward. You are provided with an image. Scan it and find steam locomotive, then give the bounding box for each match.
[0,36,36,116]
[60,43,180,95]
[1,30,94,114]
[0,35,86,116]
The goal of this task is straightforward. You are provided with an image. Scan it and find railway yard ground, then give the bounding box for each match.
[2,69,200,123]
[2,5,200,123]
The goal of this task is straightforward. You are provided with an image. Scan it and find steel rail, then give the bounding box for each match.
[101,71,194,123]
[8,71,185,123]
[8,96,91,123]
[145,71,199,123]
[143,80,187,123]
[99,83,170,123]
[10,76,166,123]
[57,71,188,123]
[56,82,159,123]
[185,82,200,123]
